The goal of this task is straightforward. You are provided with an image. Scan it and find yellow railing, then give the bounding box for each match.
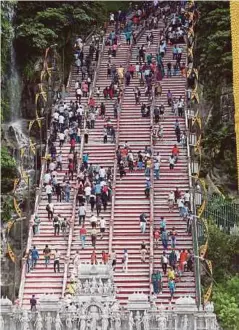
[230,1,239,192]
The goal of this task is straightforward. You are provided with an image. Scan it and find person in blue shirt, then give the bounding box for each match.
[31,246,39,270]
[159,217,166,233]
[145,178,151,198]
[161,230,168,249]
[125,31,132,45]
[83,153,89,169]
[95,182,101,196]
[168,279,176,300]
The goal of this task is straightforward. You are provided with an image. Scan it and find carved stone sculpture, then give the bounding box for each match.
[55,313,63,330]
[156,313,167,330]
[0,315,4,329]
[89,306,100,330]
[45,312,53,330]
[76,280,83,295]
[84,280,90,294]
[107,279,113,294]
[20,310,30,330]
[182,314,188,330]
[101,308,109,330]
[205,302,214,313]
[103,282,108,295]
[135,311,142,330]
[65,313,73,329]
[142,311,150,330]
[129,312,135,330]
[79,309,87,330]
[114,312,121,330]
[98,279,103,295]
[35,312,43,330]
[90,277,98,294]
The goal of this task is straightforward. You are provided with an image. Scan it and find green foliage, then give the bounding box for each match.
[14,1,107,80]
[195,2,236,189]
[1,1,15,73]
[1,196,15,222]
[213,277,239,330]
[206,224,239,329]
[1,147,18,193]
[207,224,239,282]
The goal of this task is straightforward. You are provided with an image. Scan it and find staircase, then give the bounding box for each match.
[112,27,163,304]
[21,13,196,309]
[153,43,196,302]
[68,28,130,280]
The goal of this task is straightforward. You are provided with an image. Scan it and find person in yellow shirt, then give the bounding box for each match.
[117,65,125,85]
[145,158,151,176]
[167,267,175,280]
[66,279,76,295]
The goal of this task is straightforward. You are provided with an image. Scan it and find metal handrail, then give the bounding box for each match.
[108,24,147,255]
[61,36,106,297]
[185,30,202,309]
[149,90,155,298]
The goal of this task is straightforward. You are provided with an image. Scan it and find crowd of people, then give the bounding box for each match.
[26,0,195,307]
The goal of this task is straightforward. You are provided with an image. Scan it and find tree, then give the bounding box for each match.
[213,277,239,330]
[207,224,239,282]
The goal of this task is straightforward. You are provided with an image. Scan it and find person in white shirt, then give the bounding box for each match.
[168,191,175,212]
[58,132,65,147]
[78,204,86,225]
[53,112,59,122]
[75,80,80,89]
[84,186,91,204]
[56,153,62,170]
[49,161,56,172]
[44,172,51,185]
[183,191,191,209]
[96,87,101,97]
[122,249,128,273]
[169,155,175,169]
[45,184,53,203]
[178,198,185,217]
[99,167,106,180]
[76,88,82,101]
[99,217,106,239]
[90,214,97,228]
[59,114,64,124]
[110,13,114,24]
[154,160,160,180]
[53,249,60,273]
[178,97,184,117]
[155,152,161,164]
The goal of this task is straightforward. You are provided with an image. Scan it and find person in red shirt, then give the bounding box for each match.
[179,249,188,272]
[91,248,97,265]
[172,144,179,163]
[88,97,96,110]
[128,64,136,78]
[108,85,114,99]
[154,228,160,247]
[70,138,76,153]
[102,251,109,265]
[112,43,117,57]
[68,161,74,180]
[80,225,87,249]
